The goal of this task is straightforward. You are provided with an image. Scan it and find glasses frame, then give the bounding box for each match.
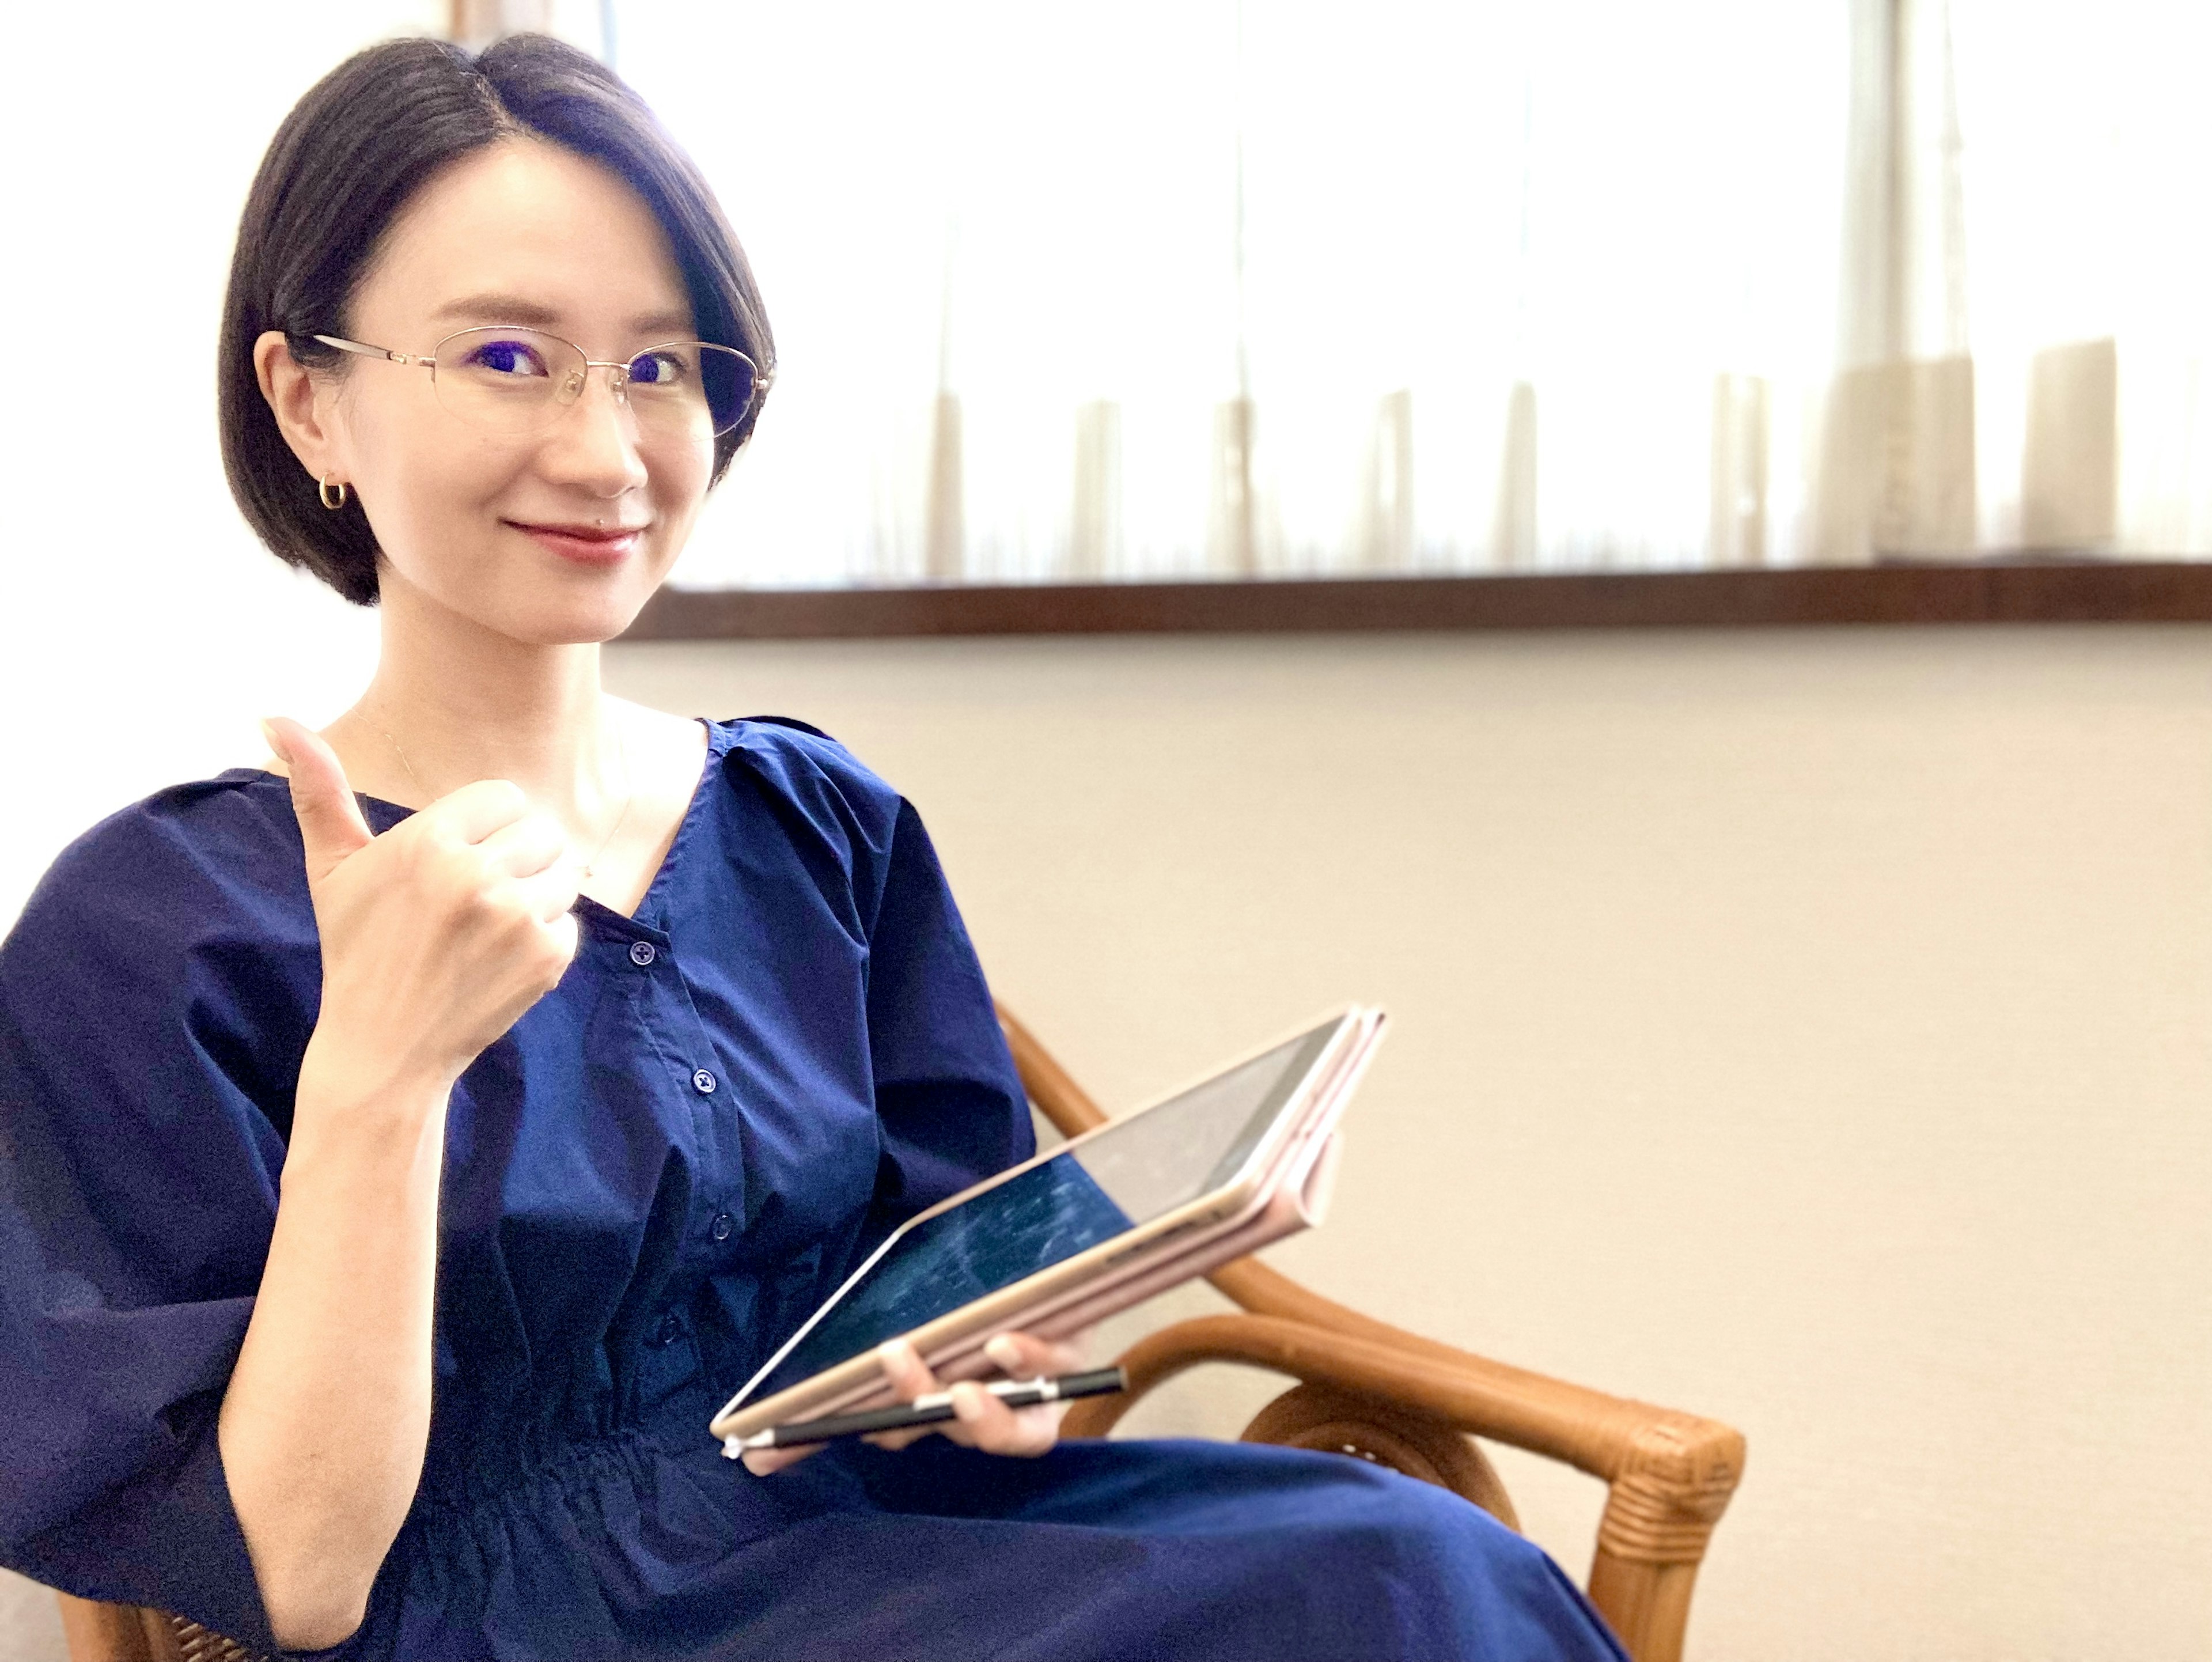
[310,326,770,439]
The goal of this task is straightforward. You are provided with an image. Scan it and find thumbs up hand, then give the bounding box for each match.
[263,717,582,1098]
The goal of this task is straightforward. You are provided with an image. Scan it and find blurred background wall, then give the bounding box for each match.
[1,5,2206,1659]
[598,628,2212,1661]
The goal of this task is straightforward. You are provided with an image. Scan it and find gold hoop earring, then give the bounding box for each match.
[319,475,349,510]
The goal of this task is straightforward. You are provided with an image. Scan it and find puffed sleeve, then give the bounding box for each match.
[0,783,313,1656]
[861,794,1036,1227]
[729,718,1036,1247]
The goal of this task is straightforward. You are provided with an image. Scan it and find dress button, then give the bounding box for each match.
[710,1212,733,1241]
[692,1069,717,1095]
[652,1313,684,1347]
[629,940,657,967]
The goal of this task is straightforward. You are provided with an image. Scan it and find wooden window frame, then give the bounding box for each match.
[621,561,2212,641]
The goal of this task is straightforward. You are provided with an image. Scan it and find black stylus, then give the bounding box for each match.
[723,1366,1128,1454]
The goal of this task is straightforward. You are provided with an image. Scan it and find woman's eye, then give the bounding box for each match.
[629,349,690,387]
[468,339,550,378]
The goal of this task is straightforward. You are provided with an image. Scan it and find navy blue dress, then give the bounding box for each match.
[0,717,1623,1661]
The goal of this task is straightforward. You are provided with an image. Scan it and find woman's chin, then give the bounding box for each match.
[421,585,663,649]
[413,566,669,646]
[522,590,662,646]
[523,553,679,644]
[378,543,680,647]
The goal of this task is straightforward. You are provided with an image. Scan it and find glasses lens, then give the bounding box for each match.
[431,328,585,434]
[625,342,758,438]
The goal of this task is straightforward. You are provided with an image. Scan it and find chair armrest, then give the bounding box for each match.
[1065,1312,1743,1662]
[54,1591,166,1661]
[55,1592,256,1662]
[1063,1312,1740,1495]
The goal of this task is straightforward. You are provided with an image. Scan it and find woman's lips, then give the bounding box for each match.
[509,521,645,566]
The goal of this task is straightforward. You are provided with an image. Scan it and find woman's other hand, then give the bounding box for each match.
[740,1332,1088,1477]
[228,720,582,1648]
[266,715,581,1096]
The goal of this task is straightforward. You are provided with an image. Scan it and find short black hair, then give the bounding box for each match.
[218,33,773,605]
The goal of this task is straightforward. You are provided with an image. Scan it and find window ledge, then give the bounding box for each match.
[621,561,2212,641]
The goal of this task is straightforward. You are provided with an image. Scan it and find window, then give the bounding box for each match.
[607,1,2212,593]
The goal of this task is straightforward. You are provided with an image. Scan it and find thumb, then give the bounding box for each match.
[263,717,374,882]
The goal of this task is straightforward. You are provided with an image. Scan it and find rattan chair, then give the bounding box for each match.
[55,1005,1745,1662]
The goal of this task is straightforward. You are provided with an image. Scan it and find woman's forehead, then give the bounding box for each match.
[359,138,693,342]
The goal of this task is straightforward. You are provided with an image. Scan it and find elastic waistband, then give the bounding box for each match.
[410,1391,722,1524]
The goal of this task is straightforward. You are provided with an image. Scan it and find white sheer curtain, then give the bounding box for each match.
[1949,1,2212,556]
[611,0,2212,589]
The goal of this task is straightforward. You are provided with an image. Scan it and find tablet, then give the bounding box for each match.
[709,1007,1383,1445]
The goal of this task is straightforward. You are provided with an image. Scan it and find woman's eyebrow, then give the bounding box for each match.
[432,293,563,327]
[430,294,697,336]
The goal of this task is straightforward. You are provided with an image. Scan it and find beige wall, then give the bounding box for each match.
[607,624,2212,1661]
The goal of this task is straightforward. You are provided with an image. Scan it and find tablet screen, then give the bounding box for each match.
[742,1017,1341,1404]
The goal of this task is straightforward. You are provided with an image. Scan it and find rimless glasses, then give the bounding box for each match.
[313,325,767,441]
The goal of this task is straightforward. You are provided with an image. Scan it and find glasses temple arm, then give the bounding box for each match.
[311,334,430,366]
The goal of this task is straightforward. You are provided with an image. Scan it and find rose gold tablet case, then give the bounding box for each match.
[710,1005,1387,1446]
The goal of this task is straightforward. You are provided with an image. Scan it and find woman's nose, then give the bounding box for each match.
[543,365,649,493]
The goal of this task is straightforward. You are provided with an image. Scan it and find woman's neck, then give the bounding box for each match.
[332,585,622,818]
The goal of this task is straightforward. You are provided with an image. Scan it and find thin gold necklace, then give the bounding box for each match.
[374,718,637,881]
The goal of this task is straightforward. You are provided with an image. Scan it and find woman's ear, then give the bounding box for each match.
[254,330,346,485]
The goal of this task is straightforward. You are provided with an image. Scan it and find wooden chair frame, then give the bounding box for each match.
[55,1008,1744,1662]
[52,1598,242,1662]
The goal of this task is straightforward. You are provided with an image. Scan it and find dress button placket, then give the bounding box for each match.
[629,940,657,967]
[691,1069,717,1095]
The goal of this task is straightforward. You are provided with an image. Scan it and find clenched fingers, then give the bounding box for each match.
[514,865,584,927]
[478,812,571,880]
[416,777,534,846]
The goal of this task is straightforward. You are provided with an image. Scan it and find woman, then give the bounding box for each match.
[0,34,1623,1662]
